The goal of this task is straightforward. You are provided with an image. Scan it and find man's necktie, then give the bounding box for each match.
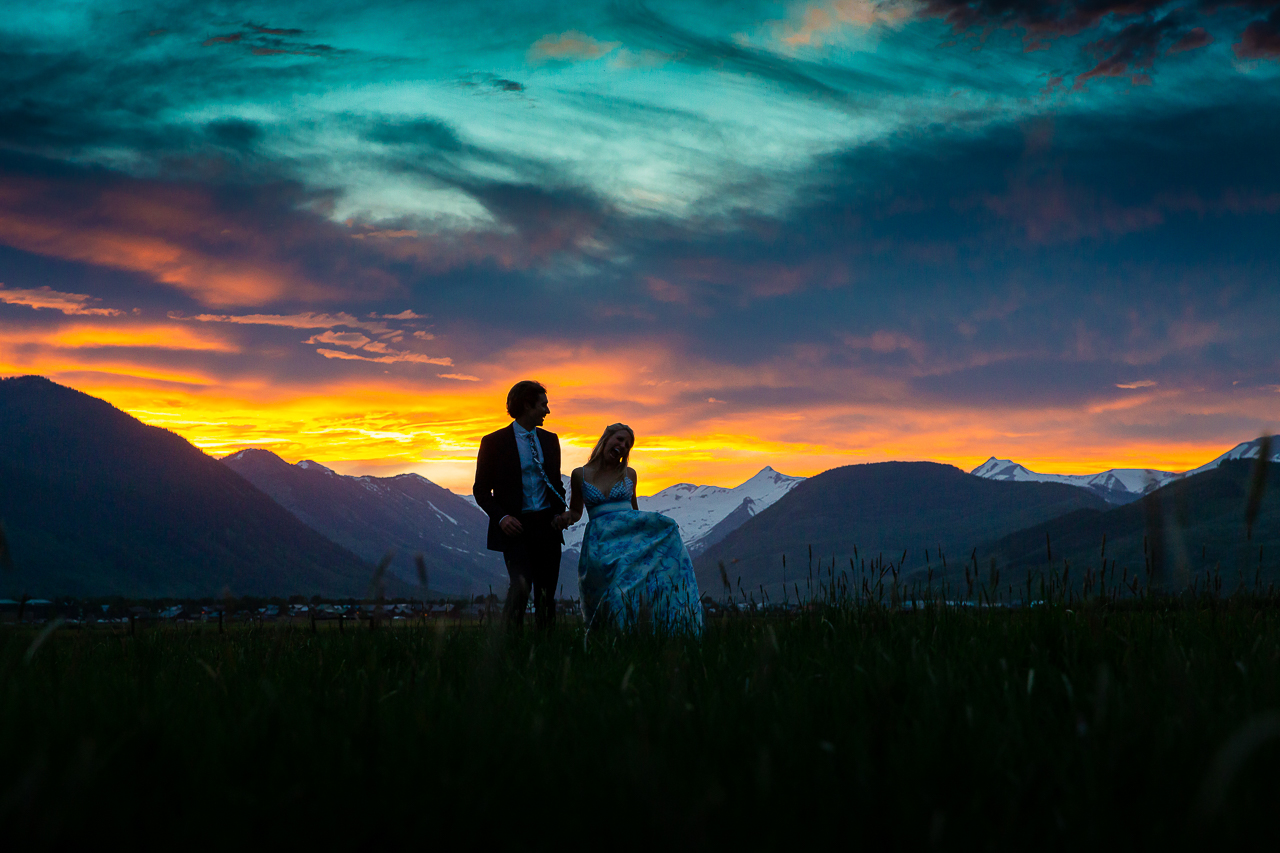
[524,430,565,508]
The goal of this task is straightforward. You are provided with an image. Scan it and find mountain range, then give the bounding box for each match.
[2,373,1272,601]
[0,376,383,599]
[971,438,1279,504]
[222,449,505,596]
[981,459,1280,593]
[559,465,804,560]
[0,374,806,599]
[458,463,806,587]
[694,462,1110,600]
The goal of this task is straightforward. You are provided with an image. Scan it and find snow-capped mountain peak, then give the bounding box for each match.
[1185,437,1280,475]
[971,458,1033,480]
[971,437,1278,504]
[457,466,804,556]
[564,466,803,555]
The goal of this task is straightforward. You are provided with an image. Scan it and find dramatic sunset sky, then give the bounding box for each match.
[1,0,1277,492]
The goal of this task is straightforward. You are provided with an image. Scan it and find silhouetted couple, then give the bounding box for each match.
[473,380,702,634]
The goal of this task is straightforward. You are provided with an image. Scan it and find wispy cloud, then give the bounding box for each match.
[200,22,342,58]
[0,285,123,316]
[304,330,371,348]
[529,31,621,62]
[371,310,427,320]
[316,348,452,366]
[181,312,394,335]
[780,0,913,46]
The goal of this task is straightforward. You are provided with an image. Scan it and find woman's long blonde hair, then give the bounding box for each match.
[586,423,635,470]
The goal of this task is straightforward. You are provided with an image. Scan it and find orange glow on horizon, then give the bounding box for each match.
[0,364,1255,494]
[0,320,240,354]
[1,318,1271,494]
[49,324,239,352]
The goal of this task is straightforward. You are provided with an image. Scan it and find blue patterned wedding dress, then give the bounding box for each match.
[577,475,704,634]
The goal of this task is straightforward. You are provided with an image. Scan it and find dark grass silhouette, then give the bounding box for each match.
[4,600,1280,847]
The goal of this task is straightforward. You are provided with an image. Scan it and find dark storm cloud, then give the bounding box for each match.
[1074,13,1186,87]
[362,115,614,270]
[1236,8,1280,56]
[0,3,400,172]
[200,21,341,57]
[0,27,337,160]
[2,0,1278,418]
[206,118,264,149]
[1167,26,1213,53]
[583,87,1280,406]
[916,0,1169,39]
[914,0,1280,81]
[246,23,305,36]
[629,85,1280,288]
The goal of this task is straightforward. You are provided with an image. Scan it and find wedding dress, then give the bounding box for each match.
[576,474,703,634]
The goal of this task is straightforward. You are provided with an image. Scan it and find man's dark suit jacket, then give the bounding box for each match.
[473,425,567,552]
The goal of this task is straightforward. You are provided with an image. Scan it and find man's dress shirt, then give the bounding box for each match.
[511,420,551,513]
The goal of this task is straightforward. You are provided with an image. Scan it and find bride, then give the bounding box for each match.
[555,423,703,634]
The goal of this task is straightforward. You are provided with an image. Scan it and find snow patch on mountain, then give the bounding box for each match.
[1185,437,1280,475]
[427,501,457,526]
[970,458,1178,501]
[555,466,804,556]
[971,438,1279,503]
[453,467,803,554]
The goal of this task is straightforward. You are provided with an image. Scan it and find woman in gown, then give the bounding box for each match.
[554,424,703,634]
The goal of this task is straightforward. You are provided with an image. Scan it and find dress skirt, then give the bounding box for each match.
[577,508,703,634]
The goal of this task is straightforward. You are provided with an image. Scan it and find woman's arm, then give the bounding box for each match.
[554,468,585,529]
[628,467,639,510]
[570,468,585,522]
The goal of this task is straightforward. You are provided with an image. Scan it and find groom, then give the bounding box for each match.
[473,380,569,630]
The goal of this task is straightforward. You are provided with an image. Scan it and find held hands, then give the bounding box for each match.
[502,514,573,534]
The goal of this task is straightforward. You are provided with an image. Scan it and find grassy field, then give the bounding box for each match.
[4,600,1280,848]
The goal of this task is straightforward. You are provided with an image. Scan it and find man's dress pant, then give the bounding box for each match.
[501,508,561,630]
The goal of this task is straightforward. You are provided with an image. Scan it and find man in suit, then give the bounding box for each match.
[473,380,569,630]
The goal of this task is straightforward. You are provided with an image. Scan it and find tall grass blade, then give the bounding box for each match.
[1194,711,1280,821]
[415,552,428,589]
[24,617,66,664]
[0,519,12,571]
[1245,434,1271,541]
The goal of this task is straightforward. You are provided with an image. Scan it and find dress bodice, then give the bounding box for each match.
[581,473,635,506]
[581,471,634,521]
